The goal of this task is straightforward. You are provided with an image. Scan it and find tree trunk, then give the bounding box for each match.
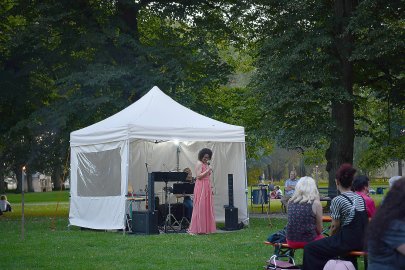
[326,0,357,198]
[399,159,403,176]
[15,168,22,193]
[0,163,5,194]
[27,171,34,192]
[117,0,146,41]
[52,168,62,191]
[326,101,354,197]
[267,164,272,180]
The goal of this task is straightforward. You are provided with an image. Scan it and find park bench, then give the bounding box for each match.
[318,187,338,198]
[347,250,368,270]
[264,241,367,270]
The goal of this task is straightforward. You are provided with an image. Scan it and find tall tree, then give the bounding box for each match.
[0,0,250,190]
[352,0,405,174]
[251,0,403,194]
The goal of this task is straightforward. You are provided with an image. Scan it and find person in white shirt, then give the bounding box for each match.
[0,195,12,212]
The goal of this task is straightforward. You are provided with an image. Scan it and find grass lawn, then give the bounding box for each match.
[0,215,287,270]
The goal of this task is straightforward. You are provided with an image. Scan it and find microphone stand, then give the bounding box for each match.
[145,163,149,209]
[176,145,180,172]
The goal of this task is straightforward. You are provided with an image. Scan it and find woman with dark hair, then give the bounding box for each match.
[353,175,376,218]
[367,178,405,270]
[188,148,216,234]
[302,163,368,270]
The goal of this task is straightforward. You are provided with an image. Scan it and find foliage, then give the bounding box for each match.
[351,0,405,173]
[250,0,404,185]
[251,0,338,150]
[1,0,402,185]
[247,167,263,186]
[355,92,405,173]
[303,144,328,166]
[0,0,250,186]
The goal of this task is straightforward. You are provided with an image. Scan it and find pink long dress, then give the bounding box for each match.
[188,162,216,234]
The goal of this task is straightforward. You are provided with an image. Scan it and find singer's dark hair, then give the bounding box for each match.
[198,148,212,161]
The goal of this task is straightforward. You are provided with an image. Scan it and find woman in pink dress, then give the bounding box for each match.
[188,148,216,234]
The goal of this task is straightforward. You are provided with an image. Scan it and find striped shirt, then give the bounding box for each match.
[330,191,366,226]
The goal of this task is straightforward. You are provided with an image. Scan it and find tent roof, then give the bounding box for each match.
[70,86,245,146]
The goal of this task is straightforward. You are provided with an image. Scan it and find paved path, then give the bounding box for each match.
[249,210,331,219]
[19,202,69,205]
[249,212,287,219]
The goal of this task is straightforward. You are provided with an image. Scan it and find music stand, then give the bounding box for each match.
[162,184,180,233]
[151,172,188,233]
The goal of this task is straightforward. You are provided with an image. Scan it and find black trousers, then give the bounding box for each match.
[303,234,358,270]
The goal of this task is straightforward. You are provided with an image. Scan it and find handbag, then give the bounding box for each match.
[266,255,301,270]
[323,259,355,270]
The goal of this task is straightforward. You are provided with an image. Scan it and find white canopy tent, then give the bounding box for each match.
[69,86,248,230]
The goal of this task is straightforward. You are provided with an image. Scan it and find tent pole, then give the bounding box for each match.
[176,144,180,172]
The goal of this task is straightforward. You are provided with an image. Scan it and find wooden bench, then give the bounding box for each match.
[264,241,368,269]
[348,251,368,270]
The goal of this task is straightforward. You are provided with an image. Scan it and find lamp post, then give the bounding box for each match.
[21,165,26,240]
[315,165,319,188]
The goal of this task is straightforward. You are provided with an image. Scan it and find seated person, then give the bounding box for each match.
[286,177,323,249]
[281,171,298,211]
[352,175,376,218]
[303,164,368,270]
[181,168,194,221]
[270,186,283,199]
[0,195,12,212]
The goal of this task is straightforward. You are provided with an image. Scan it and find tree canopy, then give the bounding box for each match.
[251,0,404,190]
[1,0,403,193]
[0,0,247,191]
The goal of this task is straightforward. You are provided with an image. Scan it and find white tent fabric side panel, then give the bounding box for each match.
[210,142,247,222]
[128,140,247,222]
[69,141,128,230]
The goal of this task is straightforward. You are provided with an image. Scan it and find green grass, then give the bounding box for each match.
[1,190,373,270]
[2,191,69,218]
[5,190,69,203]
[0,215,287,270]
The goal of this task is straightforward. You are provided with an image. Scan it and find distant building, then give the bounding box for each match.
[374,161,404,179]
[32,172,52,192]
[4,177,17,190]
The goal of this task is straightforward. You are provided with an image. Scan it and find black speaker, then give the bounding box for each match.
[228,174,234,207]
[224,207,239,231]
[132,210,159,234]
